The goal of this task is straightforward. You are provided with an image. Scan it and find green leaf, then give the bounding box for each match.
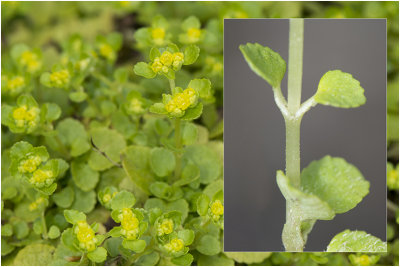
[196,234,221,256]
[69,91,88,103]
[134,62,156,79]
[150,103,167,115]
[178,229,195,246]
[149,47,161,61]
[41,103,61,122]
[315,70,366,108]
[122,146,155,195]
[87,247,108,263]
[182,16,200,30]
[188,79,212,99]
[64,209,86,224]
[135,251,160,266]
[71,160,99,192]
[225,252,272,264]
[276,171,335,221]
[55,118,90,157]
[122,239,146,253]
[1,238,15,256]
[110,191,136,210]
[239,43,286,88]
[61,228,79,252]
[104,237,123,257]
[327,230,387,252]
[183,45,200,65]
[48,225,61,239]
[198,254,234,266]
[182,123,198,145]
[180,102,203,121]
[1,224,13,237]
[13,220,29,239]
[172,253,194,266]
[89,127,126,171]
[301,155,370,214]
[13,244,55,266]
[70,187,96,213]
[183,144,221,184]
[150,147,175,177]
[196,194,210,216]
[52,186,74,208]
[149,182,170,199]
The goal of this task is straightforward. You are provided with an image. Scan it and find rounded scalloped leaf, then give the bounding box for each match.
[301,156,370,214]
[149,147,175,177]
[327,230,387,252]
[196,234,221,256]
[315,70,366,108]
[71,160,99,192]
[225,252,272,264]
[239,43,286,88]
[276,171,335,221]
[89,127,126,171]
[13,243,55,266]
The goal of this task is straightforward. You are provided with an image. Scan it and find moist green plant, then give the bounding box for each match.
[240,19,385,252]
[1,1,398,266]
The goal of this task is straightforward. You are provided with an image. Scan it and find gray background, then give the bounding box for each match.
[224,19,386,251]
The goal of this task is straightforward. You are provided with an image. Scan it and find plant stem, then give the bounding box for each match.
[168,79,175,91]
[80,253,87,265]
[174,118,182,181]
[282,18,304,252]
[41,210,48,239]
[287,18,304,114]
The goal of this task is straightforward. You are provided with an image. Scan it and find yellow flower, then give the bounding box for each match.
[210,200,224,220]
[75,221,97,252]
[12,106,40,129]
[99,43,114,60]
[29,169,54,187]
[160,51,173,67]
[102,194,111,203]
[388,169,398,189]
[157,219,174,236]
[151,59,163,73]
[7,76,25,91]
[165,238,184,253]
[129,98,144,113]
[172,52,184,69]
[187,28,201,43]
[50,69,70,87]
[19,51,42,72]
[151,28,166,45]
[18,155,42,173]
[355,255,371,266]
[183,88,197,106]
[29,197,45,211]
[119,208,140,240]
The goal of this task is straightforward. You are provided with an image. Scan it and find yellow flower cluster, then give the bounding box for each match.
[165,238,184,253]
[50,69,70,88]
[75,220,97,252]
[29,197,45,211]
[18,155,42,173]
[19,51,42,73]
[29,169,54,188]
[388,169,398,188]
[165,88,197,117]
[7,76,25,92]
[353,255,371,266]
[157,218,174,236]
[210,200,224,221]
[12,105,40,128]
[99,43,115,60]
[187,28,201,43]
[128,98,144,114]
[151,27,166,45]
[151,51,184,74]
[118,208,140,240]
[102,191,117,204]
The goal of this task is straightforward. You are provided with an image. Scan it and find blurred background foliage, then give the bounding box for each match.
[2,1,398,266]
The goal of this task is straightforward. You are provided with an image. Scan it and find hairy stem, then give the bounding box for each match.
[287,18,304,114]
[169,79,175,91]
[41,211,48,239]
[282,18,304,252]
[174,118,182,181]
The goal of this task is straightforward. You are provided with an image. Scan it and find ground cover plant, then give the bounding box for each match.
[1,1,399,266]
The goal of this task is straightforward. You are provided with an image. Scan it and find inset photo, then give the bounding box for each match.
[224,19,387,252]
